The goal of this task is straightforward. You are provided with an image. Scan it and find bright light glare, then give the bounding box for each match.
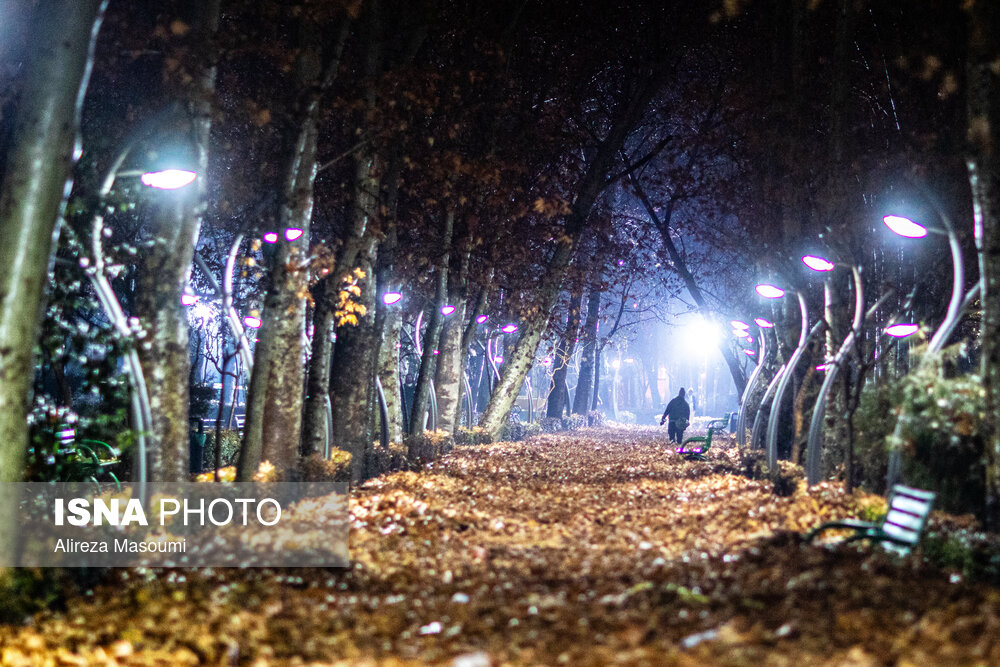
[243,316,262,329]
[542,357,553,366]
[189,303,215,321]
[141,169,197,190]
[730,320,750,330]
[263,232,279,243]
[494,356,504,364]
[802,255,836,271]
[284,228,304,241]
[755,284,785,299]
[816,364,830,371]
[682,317,721,354]
[754,317,775,328]
[744,349,755,356]
[883,215,928,239]
[476,315,488,324]
[180,294,200,306]
[382,292,402,305]
[732,328,750,339]
[624,357,634,364]
[502,324,518,333]
[441,305,456,316]
[611,359,621,370]
[884,323,919,338]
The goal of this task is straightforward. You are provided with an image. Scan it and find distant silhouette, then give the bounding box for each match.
[660,388,691,444]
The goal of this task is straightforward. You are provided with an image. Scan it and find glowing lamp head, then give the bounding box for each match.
[140,169,197,190]
[802,255,836,272]
[624,357,634,364]
[284,228,304,241]
[476,315,488,324]
[754,317,775,328]
[611,359,621,370]
[180,294,200,306]
[501,324,518,333]
[542,357,553,366]
[883,215,928,239]
[755,284,785,299]
[732,328,750,339]
[744,349,755,356]
[816,364,830,371]
[441,305,456,316]
[884,323,919,338]
[382,292,402,305]
[243,316,262,329]
[262,232,279,244]
[494,356,504,364]
[730,320,750,330]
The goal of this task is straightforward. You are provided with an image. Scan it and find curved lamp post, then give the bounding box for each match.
[801,254,900,485]
[883,195,975,489]
[83,110,201,496]
[756,283,827,471]
[735,318,770,448]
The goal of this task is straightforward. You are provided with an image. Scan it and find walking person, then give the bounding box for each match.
[660,387,691,444]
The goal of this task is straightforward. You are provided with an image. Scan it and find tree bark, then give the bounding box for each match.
[329,245,378,481]
[301,285,335,457]
[573,289,601,415]
[409,211,454,436]
[547,291,583,418]
[966,0,1000,527]
[434,242,471,434]
[0,0,106,574]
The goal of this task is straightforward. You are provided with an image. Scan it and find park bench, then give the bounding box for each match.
[45,426,122,490]
[676,413,733,461]
[805,484,935,556]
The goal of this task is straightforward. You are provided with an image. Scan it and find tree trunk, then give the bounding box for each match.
[330,246,378,481]
[434,243,471,434]
[547,291,583,418]
[301,285,335,457]
[966,0,1000,527]
[573,289,601,415]
[409,211,454,436]
[0,0,106,572]
[376,293,405,445]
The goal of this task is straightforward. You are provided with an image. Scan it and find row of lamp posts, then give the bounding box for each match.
[733,200,979,489]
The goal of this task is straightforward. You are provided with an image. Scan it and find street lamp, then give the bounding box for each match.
[382,291,403,305]
[802,253,867,485]
[736,319,768,448]
[756,282,826,470]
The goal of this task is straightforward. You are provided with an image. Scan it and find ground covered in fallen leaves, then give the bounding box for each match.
[4,426,1000,665]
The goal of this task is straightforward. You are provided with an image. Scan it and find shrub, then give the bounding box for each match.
[194,460,277,482]
[587,410,606,427]
[539,417,563,433]
[616,411,636,425]
[562,414,587,430]
[202,428,241,470]
[366,441,408,475]
[853,353,987,516]
[455,426,491,445]
[507,421,542,441]
[299,451,352,482]
[407,430,453,464]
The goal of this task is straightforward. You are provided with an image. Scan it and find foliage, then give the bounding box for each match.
[561,414,587,431]
[455,426,491,446]
[188,384,215,421]
[587,410,606,427]
[194,460,277,482]
[507,421,541,442]
[854,357,987,516]
[366,441,407,477]
[614,411,637,425]
[201,429,241,469]
[298,452,352,483]
[539,417,563,433]
[406,430,454,465]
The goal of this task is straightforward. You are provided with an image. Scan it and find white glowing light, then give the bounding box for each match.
[441,305,456,316]
[754,317,775,328]
[624,357,634,364]
[243,316,262,329]
[730,320,750,330]
[682,316,721,355]
[611,359,621,370]
[263,232,279,244]
[190,303,215,322]
[542,357,553,366]
[140,169,197,190]
[744,349,755,356]
[732,328,750,339]
[494,356,504,364]
[382,292,402,305]
[816,364,830,371]
[802,255,836,272]
[181,294,200,306]
[284,228,304,241]
[502,324,518,333]
[885,323,919,338]
[883,215,928,239]
[476,315,488,324]
[755,284,785,299]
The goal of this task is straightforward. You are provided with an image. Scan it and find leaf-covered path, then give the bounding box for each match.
[4,426,1000,665]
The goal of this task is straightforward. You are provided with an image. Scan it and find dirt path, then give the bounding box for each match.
[2,426,999,665]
